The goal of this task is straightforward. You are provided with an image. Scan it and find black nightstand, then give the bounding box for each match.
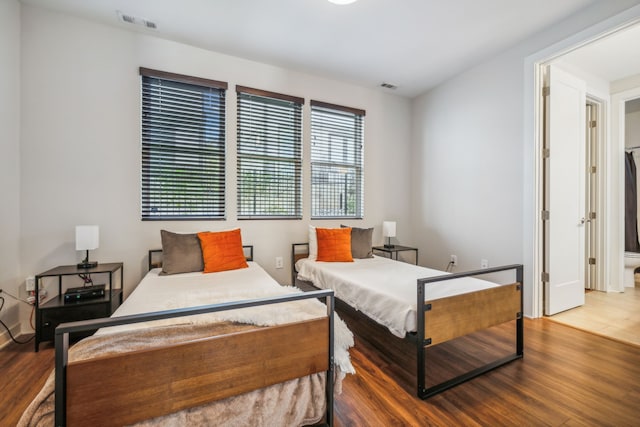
[34,262,123,352]
[372,245,418,265]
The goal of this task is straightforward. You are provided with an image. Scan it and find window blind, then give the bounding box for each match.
[310,100,365,219]
[236,86,303,219]
[140,68,227,220]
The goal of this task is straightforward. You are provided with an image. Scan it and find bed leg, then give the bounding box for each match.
[516,265,524,356]
[54,330,69,427]
[326,293,335,427]
[417,281,427,397]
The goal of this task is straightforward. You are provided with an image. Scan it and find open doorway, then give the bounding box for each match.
[533,22,640,343]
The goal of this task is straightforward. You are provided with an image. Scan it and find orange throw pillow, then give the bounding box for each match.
[316,227,354,262]
[197,229,249,273]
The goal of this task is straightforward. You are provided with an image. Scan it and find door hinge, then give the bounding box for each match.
[589,212,596,220]
[588,257,596,265]
[542,86,550,96]
[591,166,597,173]
[543,148,550,158]
[589,120,597,128]
[541,272,549,282]
[542,210,550,220]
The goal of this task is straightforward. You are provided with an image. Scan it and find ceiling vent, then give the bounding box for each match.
[117,11,157,30]
[380,82,397,90]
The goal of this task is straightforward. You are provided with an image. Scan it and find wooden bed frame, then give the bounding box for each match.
[291,242,523,399]
[52,247,336,426]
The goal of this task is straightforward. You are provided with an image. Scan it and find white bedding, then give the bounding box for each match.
[19,262,354,427]
[295,256,497,338]
[103,261,354,375]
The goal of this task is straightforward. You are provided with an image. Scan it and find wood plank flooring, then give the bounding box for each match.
[3,319,640,426]
[549,287,640,346]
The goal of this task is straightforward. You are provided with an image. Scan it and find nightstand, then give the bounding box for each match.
[372,245,418,265]
[34,262,123,352]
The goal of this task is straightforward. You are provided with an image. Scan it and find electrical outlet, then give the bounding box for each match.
[26,276,35,291]
[450,255,457,266]
[481,259,489,269]
[275,256,283,269]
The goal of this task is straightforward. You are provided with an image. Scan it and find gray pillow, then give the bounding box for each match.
[341,225,374,259]
[159,230,204,275]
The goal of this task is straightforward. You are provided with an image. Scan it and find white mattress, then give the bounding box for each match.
[295,255,497,338]
[101,262,355,375]
[110,261,281,319]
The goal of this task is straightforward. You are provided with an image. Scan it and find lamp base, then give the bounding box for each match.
[383,244,395,249]
[77,261,98,269]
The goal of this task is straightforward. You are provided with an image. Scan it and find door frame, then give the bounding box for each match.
[611,86,640,293]
[524,8,640,318]
[585,96,606,292]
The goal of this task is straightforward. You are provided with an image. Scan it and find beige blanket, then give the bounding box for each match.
[18,321,330,427]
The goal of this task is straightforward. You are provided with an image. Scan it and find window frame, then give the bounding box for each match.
[140,67,228,221]
[236,85,304,220]
[310,100,365,219]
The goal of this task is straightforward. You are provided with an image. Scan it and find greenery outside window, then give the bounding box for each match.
[140,68,227,220]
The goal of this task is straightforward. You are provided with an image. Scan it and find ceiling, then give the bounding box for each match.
[556,21,640,83]
[21,0,617,97]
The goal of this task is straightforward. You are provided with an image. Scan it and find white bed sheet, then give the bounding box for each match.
[101,261,354,375]
[295,255,497,338]
[110,261,280,319]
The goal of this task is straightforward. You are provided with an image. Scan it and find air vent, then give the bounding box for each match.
[380,82,397,90]
[116,11,157,30]
[120,13,135,24]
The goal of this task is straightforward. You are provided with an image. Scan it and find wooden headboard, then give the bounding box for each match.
[148,245,255,271]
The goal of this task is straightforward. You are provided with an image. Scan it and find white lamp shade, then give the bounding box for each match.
[382,221,396,238]
[76,225,99,251]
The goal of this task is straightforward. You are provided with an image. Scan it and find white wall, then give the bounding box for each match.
[626,98,640,145]
[0,0,22,347]
[18,2,412,329]
[411,1,640,317]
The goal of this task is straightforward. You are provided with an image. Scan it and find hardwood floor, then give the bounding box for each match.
[3,319,640,426]
[0,337,54,427]
[549,286,640,346]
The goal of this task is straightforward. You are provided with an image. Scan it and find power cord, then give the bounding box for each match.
[78,273,93,286]
[0,292,35,345]
[445,260,455,272]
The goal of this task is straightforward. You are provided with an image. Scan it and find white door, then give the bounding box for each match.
[544,65,586,315]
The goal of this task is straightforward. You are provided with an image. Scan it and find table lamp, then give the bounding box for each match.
[76,225,99,269]
[383,221,396,248]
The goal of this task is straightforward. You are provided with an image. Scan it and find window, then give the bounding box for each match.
[236,86,303,219]
[310,100,365,218]
[140,68,227,220]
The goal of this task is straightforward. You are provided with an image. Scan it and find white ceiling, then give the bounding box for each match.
[21,0,616,97]
[556,22,640,83]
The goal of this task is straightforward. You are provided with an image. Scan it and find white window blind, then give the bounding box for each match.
[236,86,303,219]
[140,68,227,220]
[310,100,365,219]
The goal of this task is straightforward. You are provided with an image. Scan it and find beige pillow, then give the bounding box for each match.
[159,230,204,275]
[341,225,373,259]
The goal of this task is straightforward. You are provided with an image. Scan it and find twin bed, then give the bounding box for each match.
[19,235,354,427]
[292,236,523,399]
[20,225,523,426]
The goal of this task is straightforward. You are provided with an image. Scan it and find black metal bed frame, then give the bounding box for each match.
[292,242,524,399]
[416,264,524,398]
[148,245,254,271]
[54,287,335,426]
